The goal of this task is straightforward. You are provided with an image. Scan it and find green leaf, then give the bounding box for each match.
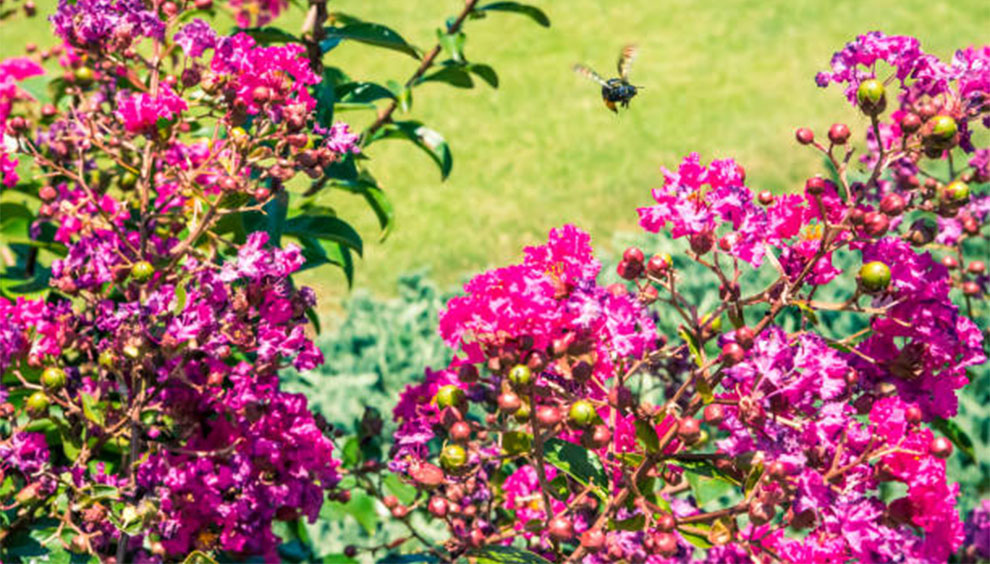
[436,29,466,62]
[328,176,394,240]
[235,26,300,44]
[320,555,359,564]
[473,545,553,564]
[323,23,420,59]
[476,2,550,27]
[678,523,713,549]
[933,417,976,461]
[372,121,452,180]
[384,472,417,505]
[80,393,106,427]
[341,437,361,467]
[678,327,704,368]
[324,490,377,535]
[611,513,646,531]
[377,555,439,564]
[335,82,396,105]
[685,470,736,507]
[468,63,499,88]
[284,214,363,256]
[542,437,608,500]
[634,419,660,453]
[420,66,474,89]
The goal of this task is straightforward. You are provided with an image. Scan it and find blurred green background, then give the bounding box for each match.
[4,0,987,305]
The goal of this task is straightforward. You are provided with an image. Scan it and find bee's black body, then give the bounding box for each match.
[602,79,638,109]
[575,45,640,113]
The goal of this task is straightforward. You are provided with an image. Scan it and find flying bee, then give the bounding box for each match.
[574,44,640,113]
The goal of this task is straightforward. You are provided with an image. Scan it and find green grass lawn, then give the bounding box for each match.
[4,0,987,309]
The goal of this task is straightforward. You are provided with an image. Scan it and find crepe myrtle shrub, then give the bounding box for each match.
[0,0,550,560]
[329,33,989,562]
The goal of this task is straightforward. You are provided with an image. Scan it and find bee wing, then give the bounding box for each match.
[617,44,638,82]
[573,63,608,86]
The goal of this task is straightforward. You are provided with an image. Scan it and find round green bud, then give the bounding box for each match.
[41,366,66,390]
[73,67,95,86]
[434,385,465,409]
[929,115,958,141]
[440,443,467,471]
[131,261,155,282]
[568,399,596,428]
[508,364,532,387]
[119,171,138,191]
[943,180,970,204]
[122,344,141,360]
[857,79,886,115]
[859,261,892,293]
[26,391,50,417]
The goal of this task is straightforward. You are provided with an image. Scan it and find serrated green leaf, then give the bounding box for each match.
[323,23,420,59]
[476,2,550,27]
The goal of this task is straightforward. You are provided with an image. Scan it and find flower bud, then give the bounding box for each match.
[721,342,745,366]
[828,123,850,145]
[623,247,645,264]
[929,115,958,141]
[856,79,886,115]
[805,176,828,196]
[862,211,890,237]
[508,364,532,387]
[428,496,448,518]
[703,403,725,426]
[795,127,814,145]
[905,405,923,425]
[440,444,468,470]
[646,253,672,277]
[581,424,611,450]
[929,436,952,459]
[941,181,969,205]
[879,193,906,216]
[497,391,522,413]
[859,261,891,293]
[653,532,678,557]
[734,326,755,349]
[616,259,643,280]
[449,421,471,442]
[568,399,596,428]
[689,230,715,255]
[536,405,561,426]
[757,190,774,206]
[41,366,66,390]
[901,113,922,133]
[26,391,49,417]
[580,529,605,549]
[962,281,981,296]
[435,385,465,409]
[968,261,986,275]
[548,516,573,541]
[677,417,701,444]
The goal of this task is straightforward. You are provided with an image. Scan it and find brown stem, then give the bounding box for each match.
[360,0,481,144]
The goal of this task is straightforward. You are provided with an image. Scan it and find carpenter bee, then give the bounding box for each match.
[574,44,640,113]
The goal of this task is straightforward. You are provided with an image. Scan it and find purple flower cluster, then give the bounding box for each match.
[50,0,164,50]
